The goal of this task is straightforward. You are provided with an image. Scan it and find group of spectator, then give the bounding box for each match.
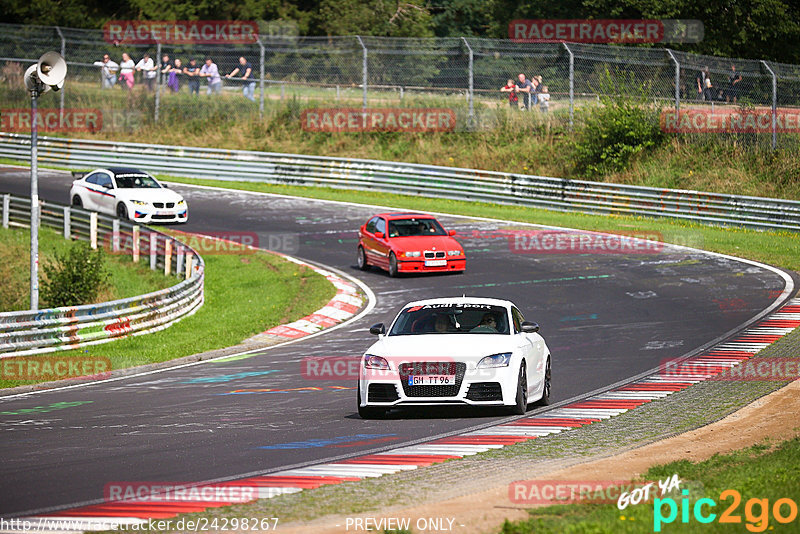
[92,53,257,101]
[500,73,550,112]
[696,65,743,103]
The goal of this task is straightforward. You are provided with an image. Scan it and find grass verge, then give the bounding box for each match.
[0,225,170,312]
[501,436,800,534]
[0,232,336,388]
[164,176,800,272]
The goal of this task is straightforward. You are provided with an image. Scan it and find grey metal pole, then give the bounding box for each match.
[257,37,265,118]
[462,37,474,125]
[55,26,66,125]
[666,49,680,112]
[356,36,367,110]
[155,42,161,123]
[562,43,574,130]
[30,89,40,310]
[761,61,777,150]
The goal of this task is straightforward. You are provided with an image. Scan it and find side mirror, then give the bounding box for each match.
[374,231,384,239]
[521,321,539,333]
[448,229,456,236]
[369,323,386,335]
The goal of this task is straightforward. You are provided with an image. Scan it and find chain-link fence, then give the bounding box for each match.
[1,22,799,148]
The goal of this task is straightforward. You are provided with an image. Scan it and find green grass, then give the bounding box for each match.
[500,437,800,533]
[165,176,800,271]
[0,225,171,312]
[0,232,336,388]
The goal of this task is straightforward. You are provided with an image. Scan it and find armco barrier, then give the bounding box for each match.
[0,193,204,357]
[1,133,799,231]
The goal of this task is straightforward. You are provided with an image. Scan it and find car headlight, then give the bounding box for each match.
[176,200,186,206]
[477,353,512,368]
[448,250,462,256]
[364,354,390,370]
[403,251,421,258]
[130,200,148,206]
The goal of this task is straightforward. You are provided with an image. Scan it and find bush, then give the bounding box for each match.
[41,242,110,308]
[573,68,667,176]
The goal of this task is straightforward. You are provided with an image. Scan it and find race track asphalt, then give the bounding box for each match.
[0,167,790,516]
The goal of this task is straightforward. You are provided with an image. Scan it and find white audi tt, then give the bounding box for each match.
[358,297,551,418]
[70,167,188,224]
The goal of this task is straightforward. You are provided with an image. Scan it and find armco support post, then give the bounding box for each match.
[63,206,70,239]
[150,232,157,270]
[89,212,97,249]
[185,251,193,280]
[132,225,140,262]
[112,218,120,252]
[2,194,9,228]
[176,245,184,278]
[164,239,172,276]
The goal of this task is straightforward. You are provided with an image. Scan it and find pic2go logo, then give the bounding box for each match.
[653,489,798,532]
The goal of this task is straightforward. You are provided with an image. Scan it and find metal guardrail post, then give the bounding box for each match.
[164,239,172,275]
[562,43,574,130]
[462,38,474,126]
[55,26,66,125]
[666,49,680,112]
[63,206,70,239]
[356,36,367,110]
[149,232,157,270]
[185,251,193,280]
[112,218,120,252]
[257,36,265,118]
[155,42,162,123]
[177,245,184,278]
[89,212,98,249]
[2,194,8,228]
[761,61,778,150]
[132,225,140,262]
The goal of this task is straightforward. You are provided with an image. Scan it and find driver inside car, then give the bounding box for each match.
[470,313,498,333]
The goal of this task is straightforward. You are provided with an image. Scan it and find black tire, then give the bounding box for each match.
[357,387,386,419]
[509,361,528,415]
[534,357,551,406]
[357,246,369,271]
[388,252,398,277]
[72,195,82,208]
[116,202,129,220]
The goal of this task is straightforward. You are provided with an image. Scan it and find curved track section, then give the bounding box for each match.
[0,167,793,517]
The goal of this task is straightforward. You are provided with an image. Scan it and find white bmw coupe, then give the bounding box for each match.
[70,167,188,224]
[358,297,551,418]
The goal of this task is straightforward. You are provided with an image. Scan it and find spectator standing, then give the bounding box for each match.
[225,56,256,101]
[532,75,542,105]
[93,54,119,89]
[135,53,157,91]
[184,58,201,96]
[167,58,182,92]
[160,54,172,89]
[539,85,550,112]
[200,57,222,95]
[696,66,710,101]
[703,69,715,102]
[118,52,135,90]
[726,64,742,103]
[500,79,518,108]
[516,73,533,110]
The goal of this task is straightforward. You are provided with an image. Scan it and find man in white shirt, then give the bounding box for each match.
[93,54,119,89]
[200,58,222,95]
[135,53,157,92]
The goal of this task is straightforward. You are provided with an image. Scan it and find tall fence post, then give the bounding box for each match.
[55,26,66,125]
[150,232,157,270]
[562,43,574,130]
[89,212,97,249]
[761,61,778,150]
[257,36,265,118]
[356,36,367,110]
[2,194,9,228]
[462,37,474,126]
[666,49,680,112]
[132,225,140,262]
[63,206,70,239]
[155,42,162,123]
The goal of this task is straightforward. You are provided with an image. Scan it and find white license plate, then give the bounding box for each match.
[408,375,455,386]
[424,259,447,267]
[156,210,173,216]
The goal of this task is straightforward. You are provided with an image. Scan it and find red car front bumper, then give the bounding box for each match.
[397,258,466,273]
